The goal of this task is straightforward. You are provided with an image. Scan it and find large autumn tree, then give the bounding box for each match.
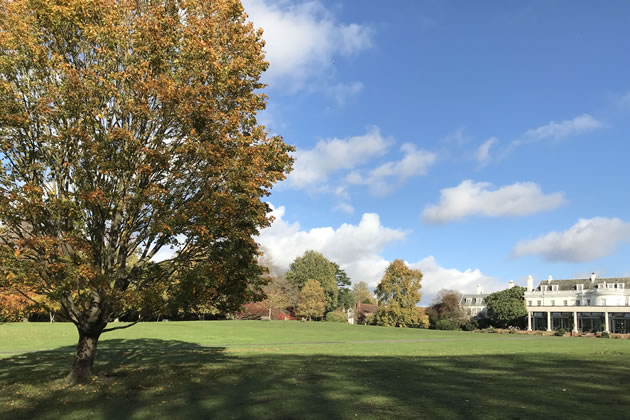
[374,260,427,328]
[0,0,293,384]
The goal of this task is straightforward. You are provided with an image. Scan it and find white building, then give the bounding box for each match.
[524,274,630,333]
[459,284,490,317]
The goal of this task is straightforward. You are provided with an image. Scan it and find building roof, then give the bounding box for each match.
[459,294,489,305]
[533,277,630,291]
[356,303,378,314]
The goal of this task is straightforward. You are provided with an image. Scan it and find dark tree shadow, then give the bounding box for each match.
[1,339,629,419]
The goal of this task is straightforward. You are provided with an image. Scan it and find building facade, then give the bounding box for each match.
[459,284,489,317]
[524,274,630,333]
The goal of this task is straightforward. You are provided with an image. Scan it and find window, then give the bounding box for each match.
[563,300,568,306]
[528,300,532,306]
[537,300,542,306]
[552,285,559,292]
[551,300,555,306]
[618,284,625,290]
[576,284,583,291]
[541,285,548,292]
[597,284,604,289]
[607,284,614,289]
[466,298,472,304]
[586,299,591,305]
[576,300,581,306]
[602,298,607,306]
[476,298,481,304]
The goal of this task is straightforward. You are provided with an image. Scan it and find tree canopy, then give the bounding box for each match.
[0,0,293,384]
[286,250,338,311]
[352,281,376,305]
[485,286,527,328]
[426,289,467,329]
[374,260,427,328]
[296,279,326,321]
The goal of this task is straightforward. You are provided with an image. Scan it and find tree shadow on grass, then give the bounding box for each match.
[1,339,630,419]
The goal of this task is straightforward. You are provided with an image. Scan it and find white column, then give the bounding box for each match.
[573,311,578,333]
[604,311,610,333]
[547,311,551,331]
[527,312,532,331]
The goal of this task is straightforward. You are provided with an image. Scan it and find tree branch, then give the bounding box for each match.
[102,320,140,333]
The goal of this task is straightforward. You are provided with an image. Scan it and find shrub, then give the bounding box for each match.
[325,311,347,323]
[600,331,610,339]
[554,328,566,336]
[486,326,496,334]
[461,318,479,331]
[435,319,460,330]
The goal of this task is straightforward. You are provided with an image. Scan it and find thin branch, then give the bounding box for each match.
[102,320,140,333]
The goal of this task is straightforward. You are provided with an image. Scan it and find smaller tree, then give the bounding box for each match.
[374,260,425,328]
[485,286,527,328]
[261,275,296,319]
[426,289,468,329]
[353,281,376,305]
[296,280,326,321]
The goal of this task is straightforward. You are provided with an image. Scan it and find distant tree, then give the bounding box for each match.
[337,288,355,310]
[374,260,425,328]
[353,281,376,305]
[296,280,326,321]
[485,286,527,328]
[333,263,351,288]
[426,289,468,329]
[286,251,338,311]
[260,275,296,319]
[332,262,354,310]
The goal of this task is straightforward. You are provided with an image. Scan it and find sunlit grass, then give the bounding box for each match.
[1,321,629,419]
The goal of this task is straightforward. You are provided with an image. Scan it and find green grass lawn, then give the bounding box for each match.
[1,321,630,419]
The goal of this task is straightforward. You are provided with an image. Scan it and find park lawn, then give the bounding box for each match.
[1,321,630,419]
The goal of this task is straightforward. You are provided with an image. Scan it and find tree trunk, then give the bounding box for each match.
[67,332,101,385]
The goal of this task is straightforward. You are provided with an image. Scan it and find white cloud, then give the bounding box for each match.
[346,143,437,195]
[520,114,603,143]
[286,127,391,188]
[243,0,372,91]
[258,204,406,287]
[513,217,630,262]
[258,205,499,304]
[409,256,501,305]
[440,127,470,146]
[475,137,498,167]
[423,180,566,224]
[334,202,354,214]
[326,81,364,105]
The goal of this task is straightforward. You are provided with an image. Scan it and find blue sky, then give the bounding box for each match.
[245,0,630,304]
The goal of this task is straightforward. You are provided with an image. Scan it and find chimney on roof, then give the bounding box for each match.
[527,275,533,292]
[548,275,553,282]
[476,284,482,295]
[508,280,515,289]
[590,272,596,283]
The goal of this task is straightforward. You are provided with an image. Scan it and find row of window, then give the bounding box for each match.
[540,283,626,292]
[527,298,630,307]
[528,299,592,306]
[464,298,484,304]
